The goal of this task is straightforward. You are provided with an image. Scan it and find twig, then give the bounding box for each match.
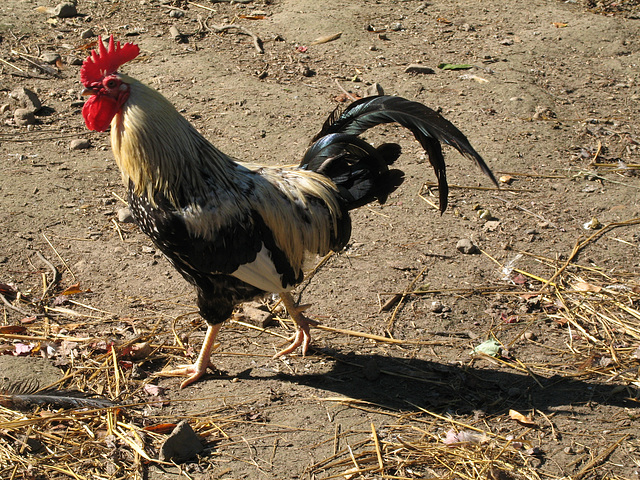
[42,233,75,281]
[334,79,358,101]
[200,19,264,54]
[573,434,629,480]
[0,57,26,73]
[0,293,31,317]
[35,252,60,300]
[538,217,640,293]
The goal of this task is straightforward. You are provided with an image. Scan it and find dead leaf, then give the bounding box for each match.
[572,281,601,293]
[552,22,568,28]
[143,423,177,434]
[509,409,537,427]
[144,384,166,397]
[61,283,90,295]
[0,325,27,334]
[310,32,342,46]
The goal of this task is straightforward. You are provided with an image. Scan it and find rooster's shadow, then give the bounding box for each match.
[237,349,635,416]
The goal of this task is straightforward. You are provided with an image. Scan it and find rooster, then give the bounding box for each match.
[80,36,498,388]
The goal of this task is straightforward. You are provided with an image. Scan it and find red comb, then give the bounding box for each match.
[81,35,140,86]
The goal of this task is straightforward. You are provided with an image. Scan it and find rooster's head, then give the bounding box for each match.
[81,35,140,132]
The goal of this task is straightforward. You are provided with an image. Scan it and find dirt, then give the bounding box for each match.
[1,0,640,478]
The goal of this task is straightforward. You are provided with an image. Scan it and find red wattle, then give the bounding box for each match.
[82,95,118,132]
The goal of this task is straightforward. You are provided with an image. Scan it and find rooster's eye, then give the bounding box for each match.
[105,79,118,89]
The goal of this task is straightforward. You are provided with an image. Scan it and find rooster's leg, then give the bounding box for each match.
[159,323,222,388]
[273,291,319,358]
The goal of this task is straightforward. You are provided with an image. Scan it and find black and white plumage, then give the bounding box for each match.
[82,48,498,387]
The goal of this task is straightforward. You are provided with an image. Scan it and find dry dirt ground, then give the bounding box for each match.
[1,0,640,479]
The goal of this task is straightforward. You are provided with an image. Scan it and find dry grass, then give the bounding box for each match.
[1,220,639,479]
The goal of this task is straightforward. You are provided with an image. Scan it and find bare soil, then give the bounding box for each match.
[1,0,640,478]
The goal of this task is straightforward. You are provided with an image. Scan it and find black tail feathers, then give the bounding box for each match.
[300,133,404,210]
[310,95,498,213]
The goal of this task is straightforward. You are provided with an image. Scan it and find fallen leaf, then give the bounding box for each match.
[144,384,166,397]
[143,423,177,434]
[553,22,568,28]
[572,281,601,293]
[238,14,265,20]
[470,339,501,357]
[443,429,489,445]
[0,325,27,334]
[61,283,91,295]
[509,409,537,427]
[310,32,342,46]
[438,63,473,70]
[13,343,35,356]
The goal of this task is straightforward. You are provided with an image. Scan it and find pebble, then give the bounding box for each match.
[430,300,444,313]
[456,238,479,254]
[238,303,274,328]
[523,331,536,341]
[66,56,83,66]
[117,207,135,223]
[159,421,204,462]
[81,28,96,39]
[404,64,435,75]
[299,65,315,77]
[40,52,61,64]
[9,87,42,114]
[69,138,91,150]
[54,2,77,18]
[14,108,36,126]
[365,83,385,96]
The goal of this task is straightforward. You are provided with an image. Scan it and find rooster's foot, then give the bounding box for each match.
[273,291,319,358]
[158,323,222,388]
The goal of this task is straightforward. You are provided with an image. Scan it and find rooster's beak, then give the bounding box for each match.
[81,87,97,96]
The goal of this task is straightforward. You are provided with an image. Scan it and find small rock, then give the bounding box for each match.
[14,108,36,126]
[483,220,501,232]
[129,342,152,360]
[430,300,444,313]
[40,52,61,64]
[80,28,95,39]
[69,138,91,150]
[53,2,77,18]
[533,106,555,120]
[159,421,204,462]
[563,446,575,455]
[66,56,83,66]
[299,65,315,77]
[456,238,479,255]
[169,9,184,18]
[523,331,536,341]
[9,87,42,113]
[583,217,602,230]
[389,23,403,31]
[237,302,274,328]
[582,184,599,193]
[404,64,435,75]
[1,104,10,114]
[117,207,134,223]
[365,83,385,96]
